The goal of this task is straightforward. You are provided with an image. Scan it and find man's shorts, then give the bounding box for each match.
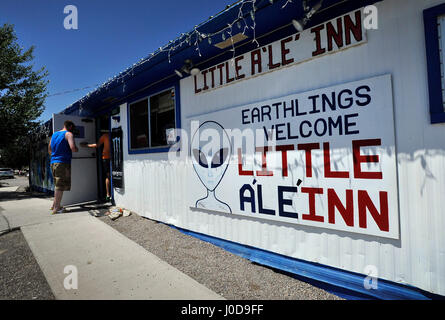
[102,159,110,177]
[51,163,71,191]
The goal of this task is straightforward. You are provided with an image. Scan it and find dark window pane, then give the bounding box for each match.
[129,99,149,149]
[150,89,175,147]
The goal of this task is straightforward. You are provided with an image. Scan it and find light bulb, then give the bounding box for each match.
[190,68,200,76]
[292,19,305,32]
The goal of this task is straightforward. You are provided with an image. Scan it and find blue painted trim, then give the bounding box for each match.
[127,81,180,155]
[128,146,171,155]
[163,224,444,300]
[424,4,445,124]
[431,112,445,124]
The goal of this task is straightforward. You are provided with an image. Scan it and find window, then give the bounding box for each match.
[129,98,149,149]
[438,15,445,109]
[424,4,445,123]
[128,88,176,151]
[150,89,176,147]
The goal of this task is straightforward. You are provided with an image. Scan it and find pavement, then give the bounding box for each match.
[0,177,223,300]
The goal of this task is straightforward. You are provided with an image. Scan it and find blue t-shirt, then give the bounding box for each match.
[50,131,72,164]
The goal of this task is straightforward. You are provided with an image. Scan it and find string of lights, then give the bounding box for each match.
[68,0,284,114]
[46,84,102,97]
[54,0,327,118]
[39,0,328,138]
[49,0,309,112]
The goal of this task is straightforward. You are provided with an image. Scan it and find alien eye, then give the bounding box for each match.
[211,148,229,168]
[192,149,208,168]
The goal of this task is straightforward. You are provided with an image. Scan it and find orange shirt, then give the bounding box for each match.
[99,133,110,159]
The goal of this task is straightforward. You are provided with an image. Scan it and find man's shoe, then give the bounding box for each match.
[51,207,66,215]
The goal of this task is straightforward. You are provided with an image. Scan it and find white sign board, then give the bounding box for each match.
[188,75,399,239]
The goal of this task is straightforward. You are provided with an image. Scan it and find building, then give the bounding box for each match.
[31,0,445,299]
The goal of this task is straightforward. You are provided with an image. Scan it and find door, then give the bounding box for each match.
[52,113,98,206]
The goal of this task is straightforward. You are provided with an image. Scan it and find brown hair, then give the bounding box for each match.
[64,120,75,132]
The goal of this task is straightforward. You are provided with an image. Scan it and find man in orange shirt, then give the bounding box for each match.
[82,131,111,201]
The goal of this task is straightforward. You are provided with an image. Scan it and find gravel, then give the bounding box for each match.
[98,212,342,300]
[0,230,55,300]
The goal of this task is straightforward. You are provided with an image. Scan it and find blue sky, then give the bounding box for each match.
[1,0,236,121]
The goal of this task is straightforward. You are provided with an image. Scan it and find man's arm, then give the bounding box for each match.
[48,138,52,155]
[65,132,79,152]
[84,135,105,148]
[80,142,100,148]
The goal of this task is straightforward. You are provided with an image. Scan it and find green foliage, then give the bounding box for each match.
[0,23,48,167]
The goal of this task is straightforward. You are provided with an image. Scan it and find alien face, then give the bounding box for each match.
[191,121,231,191]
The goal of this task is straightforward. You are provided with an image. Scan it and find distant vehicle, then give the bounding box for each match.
[17,169,29,176]
[0,168,14,179]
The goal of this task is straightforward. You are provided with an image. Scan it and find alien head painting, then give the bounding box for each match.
[191,121,232,213]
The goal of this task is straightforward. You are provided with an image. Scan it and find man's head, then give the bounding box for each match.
[64,120,75,132]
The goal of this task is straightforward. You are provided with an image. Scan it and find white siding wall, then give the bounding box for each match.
[114,0,445,295]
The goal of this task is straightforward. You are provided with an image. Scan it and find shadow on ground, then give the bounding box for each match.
[0,183,111,217]
[0,190,53,202]
[64,204,112,216]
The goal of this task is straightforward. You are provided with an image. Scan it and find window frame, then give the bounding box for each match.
[127,83,180,154]
[424,3,445,124]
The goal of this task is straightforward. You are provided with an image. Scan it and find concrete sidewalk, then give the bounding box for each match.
[0,189,223,300]
[0,188,89,233]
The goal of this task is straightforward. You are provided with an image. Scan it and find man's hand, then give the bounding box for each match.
[80,141,97,148]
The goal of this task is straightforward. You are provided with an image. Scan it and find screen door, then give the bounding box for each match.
[52,113,98,206]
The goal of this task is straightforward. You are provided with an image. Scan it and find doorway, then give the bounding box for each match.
[52,113,98,206]
[95,114,112,203]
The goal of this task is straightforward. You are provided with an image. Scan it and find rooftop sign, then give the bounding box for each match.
[193,9,367,94]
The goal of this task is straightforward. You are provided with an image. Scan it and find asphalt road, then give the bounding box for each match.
[0,230,55,300]
[0,176,35,202]
[0,176,55,300]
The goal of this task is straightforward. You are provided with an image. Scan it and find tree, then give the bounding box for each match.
[0,23,48,168]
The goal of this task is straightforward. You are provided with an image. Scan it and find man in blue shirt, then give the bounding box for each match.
[48,120,78,214]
